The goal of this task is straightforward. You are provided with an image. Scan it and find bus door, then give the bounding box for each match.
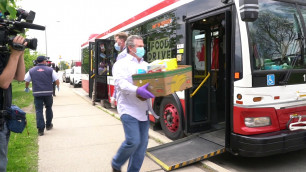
[147,9,232,171]
[187,10,231,135]
[93,39,115,101]
[88,42,95,98]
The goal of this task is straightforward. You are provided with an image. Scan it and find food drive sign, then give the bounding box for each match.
[147,38,171,62]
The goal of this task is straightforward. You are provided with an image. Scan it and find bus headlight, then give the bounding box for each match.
[245,117,271,127]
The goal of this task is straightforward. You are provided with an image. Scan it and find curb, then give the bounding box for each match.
[72,88,230,172]
[202,160,232,172]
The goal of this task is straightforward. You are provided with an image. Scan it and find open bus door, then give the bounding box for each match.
[147,9,232,171]
[93,39,115,102]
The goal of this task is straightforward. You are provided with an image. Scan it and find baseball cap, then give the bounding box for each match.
[36,56,47,63]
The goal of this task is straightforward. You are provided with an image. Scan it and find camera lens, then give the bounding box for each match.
[8,37,37,50]
[25,38,37,50]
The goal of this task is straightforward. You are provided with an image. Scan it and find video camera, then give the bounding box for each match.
[0,8,45,51]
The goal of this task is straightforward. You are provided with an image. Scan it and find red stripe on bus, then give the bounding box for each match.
[81,0,180,47]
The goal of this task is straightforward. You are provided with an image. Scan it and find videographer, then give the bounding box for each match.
[0,35,27,172]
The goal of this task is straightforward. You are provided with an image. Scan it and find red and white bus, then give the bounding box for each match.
[81,0,306,170]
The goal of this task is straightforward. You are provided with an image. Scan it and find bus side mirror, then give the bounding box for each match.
[239,0,259,22]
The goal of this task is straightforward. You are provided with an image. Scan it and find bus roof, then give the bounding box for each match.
[81,0,192,48]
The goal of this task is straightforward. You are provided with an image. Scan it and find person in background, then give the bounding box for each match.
[55,65,59,73]
[110,32,128,107]
[0,35,27,172]
[24,56,59,136]
[51,63,59,73]
[98,62,107,75]
[100,43,106,59]
[51,63,58,96]
[114,32,128,61]
[111,35,155,172]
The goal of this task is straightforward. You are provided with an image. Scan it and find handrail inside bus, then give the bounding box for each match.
[194,75,206,79]
[90,50,93,71]
[91,74,95,79]
[190,72,210,98]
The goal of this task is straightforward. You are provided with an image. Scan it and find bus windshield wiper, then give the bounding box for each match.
[279,54,300,85]
[279,34,305,85]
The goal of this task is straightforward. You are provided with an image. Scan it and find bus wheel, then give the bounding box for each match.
[160,97,184,140]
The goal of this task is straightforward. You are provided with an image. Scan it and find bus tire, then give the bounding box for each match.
[160,96,184,140]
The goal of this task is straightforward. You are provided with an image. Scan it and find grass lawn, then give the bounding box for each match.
[7,81,38,172]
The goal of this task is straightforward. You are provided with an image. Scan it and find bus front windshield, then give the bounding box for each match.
[248,0,306,71]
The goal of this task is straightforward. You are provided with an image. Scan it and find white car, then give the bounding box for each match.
[62,69,72,83]
[70,66,82,88]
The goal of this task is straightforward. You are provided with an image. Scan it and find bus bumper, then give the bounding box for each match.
[230,130,306,157]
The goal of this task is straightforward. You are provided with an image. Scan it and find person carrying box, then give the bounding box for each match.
[111,35,154,172]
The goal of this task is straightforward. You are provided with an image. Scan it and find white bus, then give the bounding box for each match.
[81,0,306,170]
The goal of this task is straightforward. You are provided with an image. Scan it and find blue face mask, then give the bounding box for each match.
[114,43,121,51]
[135,47,145,58]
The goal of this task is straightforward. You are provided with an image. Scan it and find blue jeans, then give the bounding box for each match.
[0,121,10,172]
[34,96,53,129]
[112,114,149,172]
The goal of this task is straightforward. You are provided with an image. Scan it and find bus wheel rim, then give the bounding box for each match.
[163,104,179,133]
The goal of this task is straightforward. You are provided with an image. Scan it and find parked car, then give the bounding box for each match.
[62,69,72,83]
[70,66,82,88]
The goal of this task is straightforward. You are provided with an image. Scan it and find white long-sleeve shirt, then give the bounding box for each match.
[116,48,127,61]
[112,54,149,121]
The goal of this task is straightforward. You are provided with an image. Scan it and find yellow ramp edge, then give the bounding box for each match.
[146,152,171,171]
[147,148,226,171]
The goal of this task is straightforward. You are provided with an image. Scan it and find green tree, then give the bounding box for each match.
[59,61,69,70]
[0,0,17,19]
[23,49,45,72]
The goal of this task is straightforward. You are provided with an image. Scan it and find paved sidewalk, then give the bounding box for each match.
[38,83,208,172]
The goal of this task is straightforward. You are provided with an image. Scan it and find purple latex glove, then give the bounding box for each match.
[136,83,155,99]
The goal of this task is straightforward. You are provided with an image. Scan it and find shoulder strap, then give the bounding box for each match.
[0,89,6,130]
[1,89,7,110]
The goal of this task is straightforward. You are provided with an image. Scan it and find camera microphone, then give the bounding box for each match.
[0,8,44,51]
[14,22,45,31]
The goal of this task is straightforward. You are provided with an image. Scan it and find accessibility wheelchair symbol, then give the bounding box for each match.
[267,74,275,86]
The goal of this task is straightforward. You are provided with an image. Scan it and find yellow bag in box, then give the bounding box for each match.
[148,58,177,72]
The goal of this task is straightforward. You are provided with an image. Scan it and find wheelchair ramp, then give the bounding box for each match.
[147,130,225,171]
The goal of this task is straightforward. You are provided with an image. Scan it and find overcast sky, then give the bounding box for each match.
[17,0,163,63]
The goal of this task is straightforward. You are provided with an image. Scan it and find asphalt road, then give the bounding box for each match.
[209,149,306,172]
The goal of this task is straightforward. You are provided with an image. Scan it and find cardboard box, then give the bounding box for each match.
[132,65,192,97]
